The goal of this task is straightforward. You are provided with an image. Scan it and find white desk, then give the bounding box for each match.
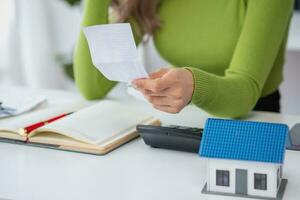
[0,86,300,200]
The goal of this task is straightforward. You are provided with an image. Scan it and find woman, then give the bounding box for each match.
[74,0,293,118]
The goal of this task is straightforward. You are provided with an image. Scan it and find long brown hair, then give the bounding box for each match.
[111,0,161,35]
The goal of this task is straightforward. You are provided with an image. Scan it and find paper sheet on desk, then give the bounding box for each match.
[83,23,149,83]
[0,95,47,118]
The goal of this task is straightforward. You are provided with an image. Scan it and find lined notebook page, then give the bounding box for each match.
[40,100,152,145]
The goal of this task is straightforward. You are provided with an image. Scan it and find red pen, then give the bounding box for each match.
[19,112,73,136]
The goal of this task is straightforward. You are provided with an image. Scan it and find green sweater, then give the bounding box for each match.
[73,0,293,118]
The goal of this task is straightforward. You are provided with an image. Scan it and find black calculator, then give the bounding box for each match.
[136,124,203,153]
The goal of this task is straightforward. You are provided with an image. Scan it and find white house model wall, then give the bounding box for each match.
[206,158,281,198]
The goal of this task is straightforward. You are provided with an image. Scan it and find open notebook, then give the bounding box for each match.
[0,100,160,155]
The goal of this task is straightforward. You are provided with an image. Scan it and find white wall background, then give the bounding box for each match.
[0,1,299,114]
[280,12,300,114]
[0,0,81,89]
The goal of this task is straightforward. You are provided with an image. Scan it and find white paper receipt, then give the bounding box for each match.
[83,23,149,83]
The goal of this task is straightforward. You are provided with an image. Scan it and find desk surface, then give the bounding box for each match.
[0,86,300,200]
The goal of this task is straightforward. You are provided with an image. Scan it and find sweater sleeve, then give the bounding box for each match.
[73,0,115,100]
[73,0,142,100]
[185,0,293,118]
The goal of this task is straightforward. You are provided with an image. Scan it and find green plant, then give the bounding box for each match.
[63,0,81,6]
[57,0,81,80]
[56,53,75,80]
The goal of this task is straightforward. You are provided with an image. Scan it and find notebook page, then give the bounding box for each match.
[83,23,149,83]
[40,100,152,145]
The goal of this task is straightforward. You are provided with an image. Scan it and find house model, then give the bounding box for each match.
[199,118,289,200]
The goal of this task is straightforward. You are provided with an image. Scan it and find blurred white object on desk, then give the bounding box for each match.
[0,94,46,118]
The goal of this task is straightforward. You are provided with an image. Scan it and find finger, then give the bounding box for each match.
[132,78,147,87]
[149,68,169,79]
[135,70,178,92]
[148,93,168,97]
[152,105,179,114]
[146,96,173,106]
[135,88,149,96]
[145,88,170,97]
[148,87,181,100]
[133,85,156,96]
[137,86,171,97]
[132,78,172,93]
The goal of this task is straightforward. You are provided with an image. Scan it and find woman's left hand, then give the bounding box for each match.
[132,68,195,114]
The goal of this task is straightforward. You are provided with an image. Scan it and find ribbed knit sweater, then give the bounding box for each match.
[74,0,293,117]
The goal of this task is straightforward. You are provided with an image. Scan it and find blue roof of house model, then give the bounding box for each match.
[199,118,288,164]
